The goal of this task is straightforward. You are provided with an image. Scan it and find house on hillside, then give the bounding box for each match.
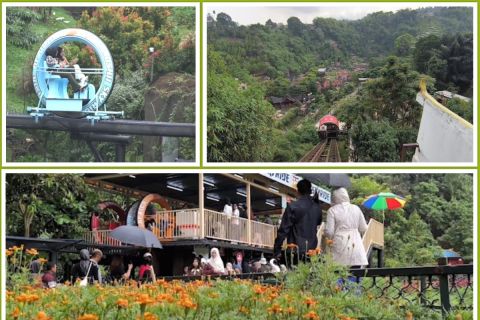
[434,91,471,105]
[268,96,298,110]
[317,68,327,76]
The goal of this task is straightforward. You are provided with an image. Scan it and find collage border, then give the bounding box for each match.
[1,1,479,319]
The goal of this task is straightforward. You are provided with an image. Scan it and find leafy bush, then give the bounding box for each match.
[6,8,41,49]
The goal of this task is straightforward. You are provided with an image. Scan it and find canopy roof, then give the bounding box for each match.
[318,115,339,127]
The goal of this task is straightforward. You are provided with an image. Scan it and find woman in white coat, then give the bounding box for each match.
[325,188,368,267]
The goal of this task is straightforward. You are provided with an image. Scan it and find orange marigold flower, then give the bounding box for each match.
[116,298,129,308]
[239,306,249,314]
[326,239,334,246]
[285,307,296,315]
[304,297,317,308]
[136,312,158,320]
[253,285,267,294]
[178,296,197,309]
[454,314,463,320]
[208,292,219,298]
[6,249,13,256]
[287,243,298,249]
[36,311,51,320]
[77,314,99,320]
[26,248,39,255]
[303,311,320,320]
[10,307,21,318]
[38,258,48,264]
[405,311,413,320]
[136,294,155,305]
[307,249,317,257]
[15,293,39,303]
[268,292,278,300]
[267,303,282,314]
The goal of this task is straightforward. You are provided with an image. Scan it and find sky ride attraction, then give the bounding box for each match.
[27,28,123,123]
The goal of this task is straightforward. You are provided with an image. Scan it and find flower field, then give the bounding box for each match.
[6,247,473,320]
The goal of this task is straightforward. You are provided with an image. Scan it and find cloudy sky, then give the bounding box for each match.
[206,4,458,25]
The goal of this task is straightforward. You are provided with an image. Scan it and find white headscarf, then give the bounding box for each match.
[332,188,350,205]
[208,247,225,274]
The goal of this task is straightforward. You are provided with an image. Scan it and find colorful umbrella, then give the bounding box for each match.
[362,192,406,210]
[362,192,406,223]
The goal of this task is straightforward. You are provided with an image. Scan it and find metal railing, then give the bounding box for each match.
[349,265,473,314]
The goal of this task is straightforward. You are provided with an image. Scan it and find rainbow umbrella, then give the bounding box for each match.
[362,193,406,222]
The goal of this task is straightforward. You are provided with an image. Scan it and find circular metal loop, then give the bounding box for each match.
[32,28,115,112]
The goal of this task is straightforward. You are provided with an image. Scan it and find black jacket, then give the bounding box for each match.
[274,195,322,256]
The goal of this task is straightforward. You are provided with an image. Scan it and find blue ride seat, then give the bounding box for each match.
[43,61,84,111]
[73,83,96,100]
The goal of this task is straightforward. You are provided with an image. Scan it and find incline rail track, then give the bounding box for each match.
[299,138,341,162]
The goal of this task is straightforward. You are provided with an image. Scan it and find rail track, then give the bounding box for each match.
[299,138,341,162]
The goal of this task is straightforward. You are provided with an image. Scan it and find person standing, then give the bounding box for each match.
[138,252,156,283]
[41,262,57,288]
[273,179,322,261]
[90,249,104,283]
[207,247,226,275]
[71,249,101,284]
[324,188,368,267]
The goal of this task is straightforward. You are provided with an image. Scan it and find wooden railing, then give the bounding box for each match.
[362,218,384,253]
[82,230,121,246]
[204,209,250,244]
[152,209,200,240]
[82,208,277,249]
[251,219,277,248]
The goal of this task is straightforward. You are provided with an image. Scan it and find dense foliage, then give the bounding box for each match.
[207,7,473,162]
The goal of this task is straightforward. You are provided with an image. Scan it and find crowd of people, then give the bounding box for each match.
[183,248,284,277]
[29,249,158,288]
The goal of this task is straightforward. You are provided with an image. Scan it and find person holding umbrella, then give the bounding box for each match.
[325,188,368,267]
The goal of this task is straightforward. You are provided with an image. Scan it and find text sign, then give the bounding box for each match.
[262,173,331,204]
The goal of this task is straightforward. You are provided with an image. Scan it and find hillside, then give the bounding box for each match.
[207,7,473,162]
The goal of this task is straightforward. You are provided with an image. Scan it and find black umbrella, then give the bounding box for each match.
[299,173,351,188]
[110,226,163,249]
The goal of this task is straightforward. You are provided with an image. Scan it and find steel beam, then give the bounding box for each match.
[7,114,195,137]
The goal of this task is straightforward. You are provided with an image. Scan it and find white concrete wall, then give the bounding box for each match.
[413,93,473,162]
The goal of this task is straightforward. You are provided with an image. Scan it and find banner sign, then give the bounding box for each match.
[261,173,331,204]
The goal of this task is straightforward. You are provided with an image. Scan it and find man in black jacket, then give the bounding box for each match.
[273,179,322,263]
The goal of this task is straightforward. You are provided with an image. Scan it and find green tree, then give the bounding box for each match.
[5,174,116,238]
[207,72,275,162]
[394,33,416,56]
[350,120,399,162]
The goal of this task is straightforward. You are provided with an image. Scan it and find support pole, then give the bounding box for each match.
[86,140,104,162]
[439,274,451,315]
[247,182,251,245]
[115,144,126,162]
[199,173,205,239]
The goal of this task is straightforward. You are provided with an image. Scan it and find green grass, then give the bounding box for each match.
[6,7,78,113]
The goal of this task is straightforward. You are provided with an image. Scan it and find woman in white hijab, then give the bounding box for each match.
[208,247,226,275]
[325,188,368,267]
